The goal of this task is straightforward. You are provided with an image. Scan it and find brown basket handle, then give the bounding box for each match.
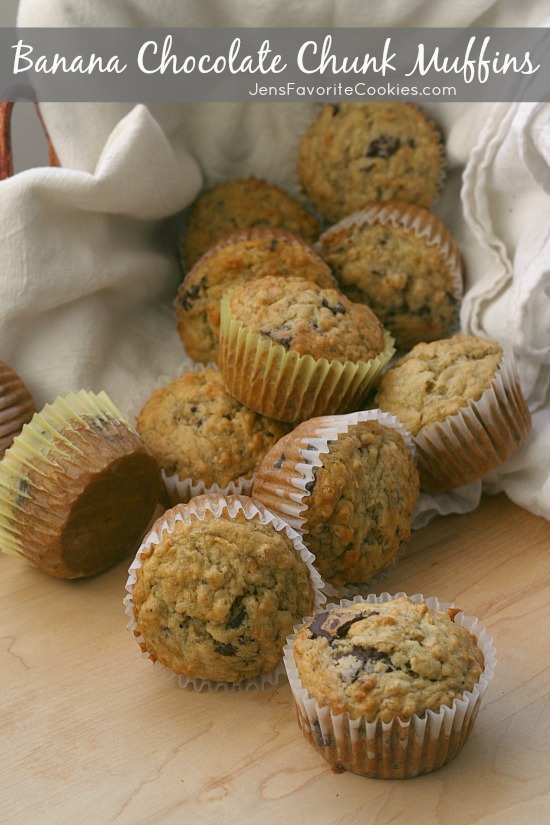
[0,101,60,180]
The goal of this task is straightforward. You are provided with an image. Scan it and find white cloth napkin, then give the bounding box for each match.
[5,0,549,525]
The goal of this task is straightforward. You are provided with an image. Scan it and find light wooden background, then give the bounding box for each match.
[1,493,549,825]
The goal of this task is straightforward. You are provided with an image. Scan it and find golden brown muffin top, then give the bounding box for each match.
[230,275,385,363]
[293,597,484,722]
[136,368,290,486]
[183,176,320,267]
[375,334,503,434]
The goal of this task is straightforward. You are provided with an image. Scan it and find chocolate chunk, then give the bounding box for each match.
[179,280,204,311]
[366,135,401,159]
[226,596,246,629]
[214,642,237,656]
[309,609,379,640]
[321,298,347,315]
[330,104,341,117]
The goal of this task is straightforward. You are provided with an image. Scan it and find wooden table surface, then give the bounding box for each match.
[2,493,549,825]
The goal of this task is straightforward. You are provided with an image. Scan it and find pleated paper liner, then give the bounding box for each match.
[318,200,463,350]
[0,390,162,579]
[124,493,326,692]
[0,361,36,458]
[217,290,395,424]
[414,349,531,492]
[252,409,417,597]
[283,592,496,779]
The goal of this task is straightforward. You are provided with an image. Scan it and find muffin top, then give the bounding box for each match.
[182,176,320,268]
[253,417,418,587]
[319,203,462,350]
[375,335,503,435]
[229,275,385,363]
[136,368,290,487]
[131,497,316,682]
[297,102,444,223]
[293,597,485,722]
[176,228,336,364]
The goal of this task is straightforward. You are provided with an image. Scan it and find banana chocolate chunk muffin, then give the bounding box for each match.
[297,102,444,223]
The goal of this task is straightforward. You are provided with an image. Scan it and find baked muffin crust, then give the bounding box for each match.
[293,597,485,721]
[375,335,503,435]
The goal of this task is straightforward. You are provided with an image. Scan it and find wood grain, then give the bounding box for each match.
[1,494,549,825]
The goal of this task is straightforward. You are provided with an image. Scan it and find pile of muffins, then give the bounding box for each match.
[0,102,530,779]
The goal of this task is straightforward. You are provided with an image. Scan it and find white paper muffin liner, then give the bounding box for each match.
[317,200,463,350]
[252,409,416,598]
[414,348,531,492]
[283,592,496,779]
[124,493,326,692]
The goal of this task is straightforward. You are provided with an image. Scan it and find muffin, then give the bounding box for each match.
[217,274,395,423]
[284,593,496,779]
[253,411,419,590]
[0,361,36,458]
[136,367,291,504]
[182,176,320,268]
[375,334,531,491]
[297,102,444,223]
[176,228,336,364]
[124,494,325,688]
[0,390,162,579]
[319,201,463,350]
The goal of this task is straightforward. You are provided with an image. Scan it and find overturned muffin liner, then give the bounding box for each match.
[283,592,496,780]
[252,409,416,597]
[218,290,395,424]
[124,493,327,692]
[318,199,463,342]
[129,362,263,506]
[0,361,36,458]
[0,390,158,577]
[414,348,531,492]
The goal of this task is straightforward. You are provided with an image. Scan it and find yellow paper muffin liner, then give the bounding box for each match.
[284,592,496,780]
[252,410,416,597]
[218,291,395,424]
[414,349,531,492]
[124,493,326,692]
[318,200,463,347]
[0,389,161,578]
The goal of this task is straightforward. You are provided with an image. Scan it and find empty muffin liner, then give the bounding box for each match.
[124,493,326,692]
[283,591,496,779]
[414,349,531,492]
[218,290,395,424]
[252,409,416,597]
